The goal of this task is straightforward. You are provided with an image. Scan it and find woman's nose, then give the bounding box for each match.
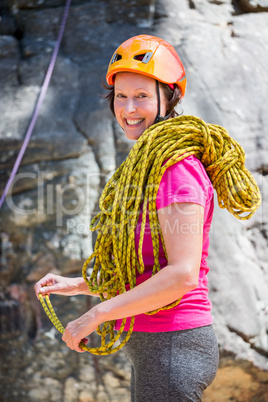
[125,98,137,113]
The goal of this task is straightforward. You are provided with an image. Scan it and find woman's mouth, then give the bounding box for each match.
[125,118,144,126]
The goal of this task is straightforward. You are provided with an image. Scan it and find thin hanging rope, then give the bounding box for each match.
[0,0,72,209]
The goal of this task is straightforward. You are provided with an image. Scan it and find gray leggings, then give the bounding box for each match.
[121,325,219,402]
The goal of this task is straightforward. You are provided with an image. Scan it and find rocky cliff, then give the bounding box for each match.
[0,0,267,401]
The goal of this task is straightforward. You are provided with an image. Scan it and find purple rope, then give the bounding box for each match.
[0,0,72,209]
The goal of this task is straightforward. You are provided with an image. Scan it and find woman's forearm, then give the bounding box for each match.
[76,277,101,297]
[92,264,199,323]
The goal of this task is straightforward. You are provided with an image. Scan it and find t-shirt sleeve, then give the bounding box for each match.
[156,155,214,210]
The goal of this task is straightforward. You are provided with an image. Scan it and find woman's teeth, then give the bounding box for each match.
[126,119,143,126]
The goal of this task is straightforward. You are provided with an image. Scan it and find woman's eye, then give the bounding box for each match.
[116,94,126,98]
[137,94,147,98]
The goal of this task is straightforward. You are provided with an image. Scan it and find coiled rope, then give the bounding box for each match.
[39,115,261,355]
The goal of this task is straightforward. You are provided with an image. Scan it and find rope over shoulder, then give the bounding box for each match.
[39,115,261,355]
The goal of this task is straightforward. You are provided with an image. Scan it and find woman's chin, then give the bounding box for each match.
[124,125,145,141]
[125,132,142,141]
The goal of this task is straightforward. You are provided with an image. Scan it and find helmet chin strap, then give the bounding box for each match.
[154,80,172,124]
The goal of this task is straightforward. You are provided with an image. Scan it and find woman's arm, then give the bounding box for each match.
[62,202,204,352]
[34,274,100,298]
[102,202,203,316]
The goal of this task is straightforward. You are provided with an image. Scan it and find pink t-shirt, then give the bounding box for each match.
[115,155,214,332]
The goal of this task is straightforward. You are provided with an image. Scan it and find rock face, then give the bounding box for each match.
[0,0,267,401]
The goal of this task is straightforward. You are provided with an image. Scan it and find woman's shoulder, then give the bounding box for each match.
[164,154,213,189]
[156,155,214,210]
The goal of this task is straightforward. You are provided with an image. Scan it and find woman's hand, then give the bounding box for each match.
[35,274,104,352]
[34,274,83,299]
[62,307,102,353]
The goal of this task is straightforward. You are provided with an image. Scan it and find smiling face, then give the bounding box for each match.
[114,72,167,140]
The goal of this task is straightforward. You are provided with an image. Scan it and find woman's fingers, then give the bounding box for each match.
[62,328,86,353]
[34,274,56,299]
[38,284,59,296]
[62,313,94,353]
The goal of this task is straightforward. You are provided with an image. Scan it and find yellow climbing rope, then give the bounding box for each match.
[39,115,261,355]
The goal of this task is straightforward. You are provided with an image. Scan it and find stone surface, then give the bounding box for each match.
[75,108,116,174]
[0,35,19,85]
[106,0,156,27]
[0,0,267,401]
[203,358,268,401]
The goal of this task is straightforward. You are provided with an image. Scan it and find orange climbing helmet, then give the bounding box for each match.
[106,34,187,98]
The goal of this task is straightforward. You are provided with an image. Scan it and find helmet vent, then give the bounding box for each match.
[111,53,122,64]
[134,52,153,64]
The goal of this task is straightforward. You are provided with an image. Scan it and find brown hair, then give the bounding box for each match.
[103,80,182,119]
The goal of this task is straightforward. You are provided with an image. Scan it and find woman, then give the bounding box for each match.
[35,35,220,401]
